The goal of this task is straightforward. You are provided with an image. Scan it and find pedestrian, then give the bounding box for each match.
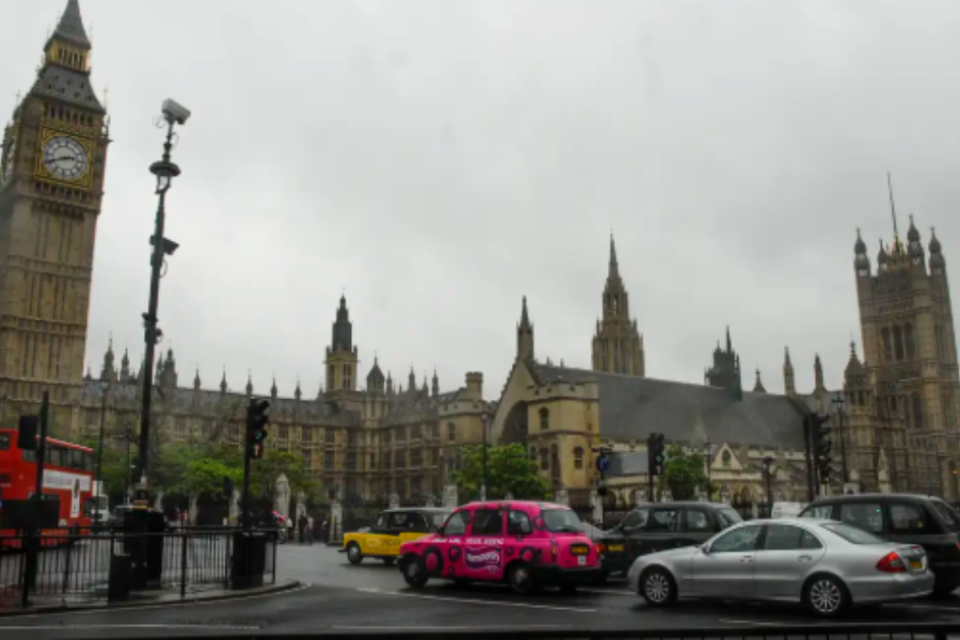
[321,519,329,544]
[298,513,307,544]
[307,515,314,545]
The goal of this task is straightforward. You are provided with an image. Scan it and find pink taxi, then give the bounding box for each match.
[397,500,601,594]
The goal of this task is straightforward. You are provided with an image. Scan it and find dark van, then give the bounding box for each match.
[799,493,960,597]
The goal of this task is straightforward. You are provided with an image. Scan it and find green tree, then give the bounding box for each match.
[452,443,549,501]
[659,443,708,500]
[172,457,242,499]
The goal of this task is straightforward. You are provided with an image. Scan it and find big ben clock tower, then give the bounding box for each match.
[0,0,109,435]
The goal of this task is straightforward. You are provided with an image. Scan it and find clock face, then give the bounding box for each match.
[42,136,89,182]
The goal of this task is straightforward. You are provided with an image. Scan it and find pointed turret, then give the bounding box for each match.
[814,354,825,391]
[408,367,416,393]
[49,0,91,50]
[517,296,535,361]
[294,379,302,402]
[592,234,645,377]
[783,347,796,395]
[431,369,439,397]
[608,233,620,280]
[753,369,766,393]
[705,327,742,399]
[220,368,228,393]
[245,374,253,397]
[270,377,278,399]
[120,348,131,382]
[100,335,117,382]
[193,367,201,390]
[366,357,385,394]
[929,227,946,273]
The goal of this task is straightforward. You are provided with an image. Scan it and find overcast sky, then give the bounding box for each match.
[2,0,958,400]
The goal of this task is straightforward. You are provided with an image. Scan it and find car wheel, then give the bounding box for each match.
[402,557,429,589]
[640,567,676,606]
[507,563,537,595]
[346,543,363,565]
[803,574,849,617]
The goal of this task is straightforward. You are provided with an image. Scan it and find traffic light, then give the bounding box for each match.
[246,399,270,460]
[17,415,38,451]
[810,413,832,484]
[648,433,666,476]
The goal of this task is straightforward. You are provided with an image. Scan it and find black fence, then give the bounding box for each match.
[0,526,277,611]
[154,623,960,640]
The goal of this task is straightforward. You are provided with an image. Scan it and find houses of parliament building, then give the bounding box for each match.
[1,1,957,505]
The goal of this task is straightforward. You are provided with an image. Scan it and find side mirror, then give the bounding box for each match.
[699,544,710,554]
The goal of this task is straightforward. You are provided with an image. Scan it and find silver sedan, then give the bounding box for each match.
[626,517,933,617]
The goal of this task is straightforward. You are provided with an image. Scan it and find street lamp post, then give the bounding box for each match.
[831,393,849,484]
[137,100,188,490]
[704,438,712,501]
[762,456,774,518]
[480,412,489,502]
[95,380,110,523]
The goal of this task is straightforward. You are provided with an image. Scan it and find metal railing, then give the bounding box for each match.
[147,623,960,640]
[0,526,277,610]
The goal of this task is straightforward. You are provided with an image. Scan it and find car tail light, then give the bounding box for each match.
[596,543,606,553]
[877,551,907,573]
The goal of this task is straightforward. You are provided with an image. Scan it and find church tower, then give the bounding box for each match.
[705,327,743,400]
[325,295,359,394]
[0,0,109,434]
[591,235,645,376]
[853,176,960,499]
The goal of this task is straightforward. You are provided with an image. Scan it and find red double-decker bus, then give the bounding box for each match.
[0,429,95,540]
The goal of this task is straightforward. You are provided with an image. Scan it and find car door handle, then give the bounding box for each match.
[740,555,754,562]
[797,555,812,562]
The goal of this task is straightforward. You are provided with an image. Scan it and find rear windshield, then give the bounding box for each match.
[717,507,742,526]
[541,509,583,533]
[822,522,885,545]
[929,499,960,532]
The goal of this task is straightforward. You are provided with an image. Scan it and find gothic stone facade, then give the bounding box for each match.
[0,0,108,434]
[79,296,493,503]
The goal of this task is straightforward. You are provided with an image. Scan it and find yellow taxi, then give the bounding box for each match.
[342,507,452,565]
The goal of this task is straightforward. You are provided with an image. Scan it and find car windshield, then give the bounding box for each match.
[717,507,742,526]
[822,522,885,544]
[430,512,450,528]
[541,508,583,533]
[930,499,960,532]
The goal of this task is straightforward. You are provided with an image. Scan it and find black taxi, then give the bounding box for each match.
[596,501,742,581]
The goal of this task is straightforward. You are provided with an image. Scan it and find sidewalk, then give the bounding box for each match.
[0,578,301,617]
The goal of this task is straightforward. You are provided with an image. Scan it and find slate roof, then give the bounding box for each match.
[31,66,105,114]
[528,363,808,450]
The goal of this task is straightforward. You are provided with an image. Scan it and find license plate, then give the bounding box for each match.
[571,545,589,555]
[910,559,923,570]
[578,556,586,566]
[607,545,624,552]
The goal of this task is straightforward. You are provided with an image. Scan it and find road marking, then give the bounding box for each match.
[719,618,796,626]
[333,625,568,630]
[579,588,634,596]
[0,583,312,621]
[891,603,960,613]
[0,624,260,631]
[356,587,596,612]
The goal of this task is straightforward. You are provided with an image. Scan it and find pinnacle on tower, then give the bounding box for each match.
[51,0,91,50]
[608,233,620,279]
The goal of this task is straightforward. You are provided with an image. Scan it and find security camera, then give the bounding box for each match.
[161,99,191,125]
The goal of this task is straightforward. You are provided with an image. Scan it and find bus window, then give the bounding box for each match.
[0,433,9,450]
[23,449,36,462]
[70,448,83,470]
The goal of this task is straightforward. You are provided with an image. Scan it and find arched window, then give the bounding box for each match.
[882,328,892,362]
[529,446,537,461]
[539,448,549,470]
[447,422,456,442]
[893,325,905,361]
[574,447,585,470]
[912,392,924,429]
[905,324,916,359]
[539,407,550,430]
[551,445,560,483]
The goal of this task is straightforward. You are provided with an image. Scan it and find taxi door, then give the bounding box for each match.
[361,512,399,556]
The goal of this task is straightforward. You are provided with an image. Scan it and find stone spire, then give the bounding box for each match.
[783,347,796,395]
[220,368,228,393]
[294,378,302,401]
[431,369,439,397]
[193,367,201,390]
[592,235,644,377]
[517,296,535,361]
[100,334,117,382]
[246,373,253,397]
[50,0,91,50]
[120,348,131,382]
[270,376,278,399]
[814,354,825,391]
[752,369,766,393]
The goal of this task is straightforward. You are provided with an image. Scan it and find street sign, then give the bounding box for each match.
[596,455,610,473]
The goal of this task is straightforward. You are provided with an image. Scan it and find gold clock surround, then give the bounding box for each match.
[34,127,94,190]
